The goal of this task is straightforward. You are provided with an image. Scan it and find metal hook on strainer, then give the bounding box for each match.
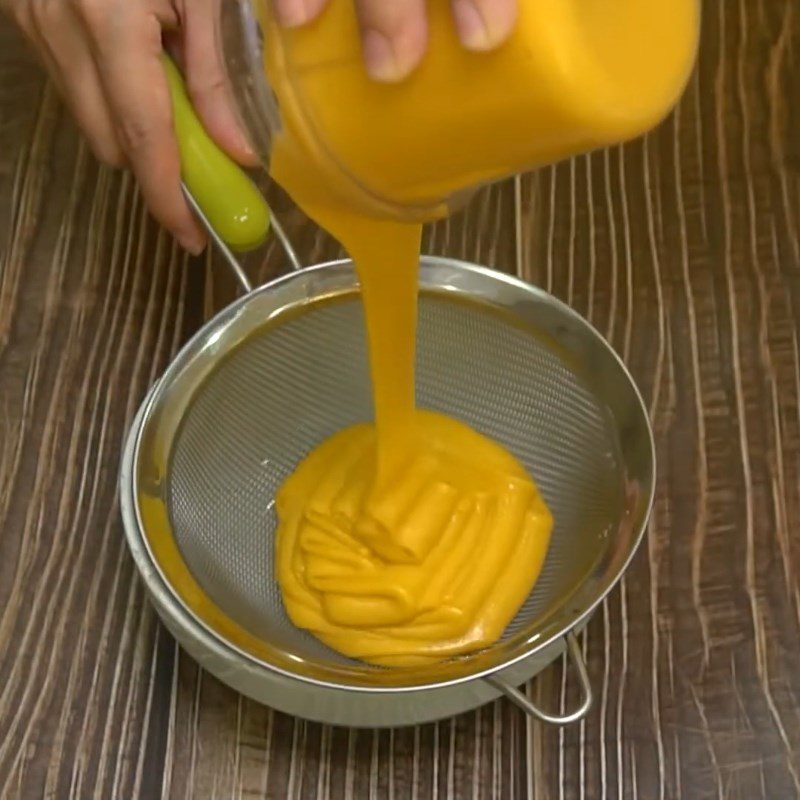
[119,57,655,728]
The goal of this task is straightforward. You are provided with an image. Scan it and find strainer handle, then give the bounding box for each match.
[164,54,303,289]
[485,632,592,726]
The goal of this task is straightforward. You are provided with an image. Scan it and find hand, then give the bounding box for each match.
[2,0,256,254]
[274,0,518,82]
[2,0,517,254]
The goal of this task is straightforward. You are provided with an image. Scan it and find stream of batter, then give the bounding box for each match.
[264,16,554,668]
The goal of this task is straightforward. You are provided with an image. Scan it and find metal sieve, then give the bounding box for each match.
[119,192,655,727]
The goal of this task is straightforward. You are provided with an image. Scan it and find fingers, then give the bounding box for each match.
[272,0,518,82]
[353,0,428,82]
[76,0,205,253]
[272,0,430,81]
[177,0,259,166]
[450,0,517,51]
[18,0,125,166]
[272,0,329,28]
[53,58,124,167]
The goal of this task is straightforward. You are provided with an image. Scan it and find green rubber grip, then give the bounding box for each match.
[163,54,270,252]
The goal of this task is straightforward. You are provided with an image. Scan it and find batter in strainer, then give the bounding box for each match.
[262,187,554,666]
[264,47,553,672]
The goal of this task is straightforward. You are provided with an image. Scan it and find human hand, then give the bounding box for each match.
[2,0,256,254]
[2,0,518,253]
[273,0,518,82]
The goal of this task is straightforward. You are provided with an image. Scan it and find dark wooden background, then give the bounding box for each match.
[2,1,800,797]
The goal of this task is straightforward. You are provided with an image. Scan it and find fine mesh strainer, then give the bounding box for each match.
[120,245,654,727]
[119,64,655,728]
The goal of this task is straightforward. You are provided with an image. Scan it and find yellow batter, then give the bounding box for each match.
[263,168,555,664]
[264,154,553,665]
[259,0,698,665]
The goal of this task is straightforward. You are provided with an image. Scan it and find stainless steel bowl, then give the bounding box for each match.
[119,256,654,728]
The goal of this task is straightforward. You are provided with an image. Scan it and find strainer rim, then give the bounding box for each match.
[124,256,656,693]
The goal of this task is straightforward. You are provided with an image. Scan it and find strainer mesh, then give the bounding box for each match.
[169,292,623,667]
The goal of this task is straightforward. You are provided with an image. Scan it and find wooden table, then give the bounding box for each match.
[2,2,800,797]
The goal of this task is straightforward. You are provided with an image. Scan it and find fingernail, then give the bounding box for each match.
[363,30,407,82]
[236,131,260,166]
[180,233,205,256]
[229,125,258,165]
[452,0,493,50]
[274,0,314,28]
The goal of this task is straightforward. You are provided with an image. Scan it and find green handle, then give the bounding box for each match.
[163,54,270,252]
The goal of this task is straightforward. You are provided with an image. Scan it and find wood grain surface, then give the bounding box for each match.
[2,1,800,797]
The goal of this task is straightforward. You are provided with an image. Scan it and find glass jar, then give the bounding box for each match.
[220,0,700,222]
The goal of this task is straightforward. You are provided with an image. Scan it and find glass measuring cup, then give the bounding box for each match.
[221,0,700,222]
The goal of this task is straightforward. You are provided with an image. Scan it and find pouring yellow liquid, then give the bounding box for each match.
[261,0,698,666]
[273,211,554,666]
[269,159,554,666]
